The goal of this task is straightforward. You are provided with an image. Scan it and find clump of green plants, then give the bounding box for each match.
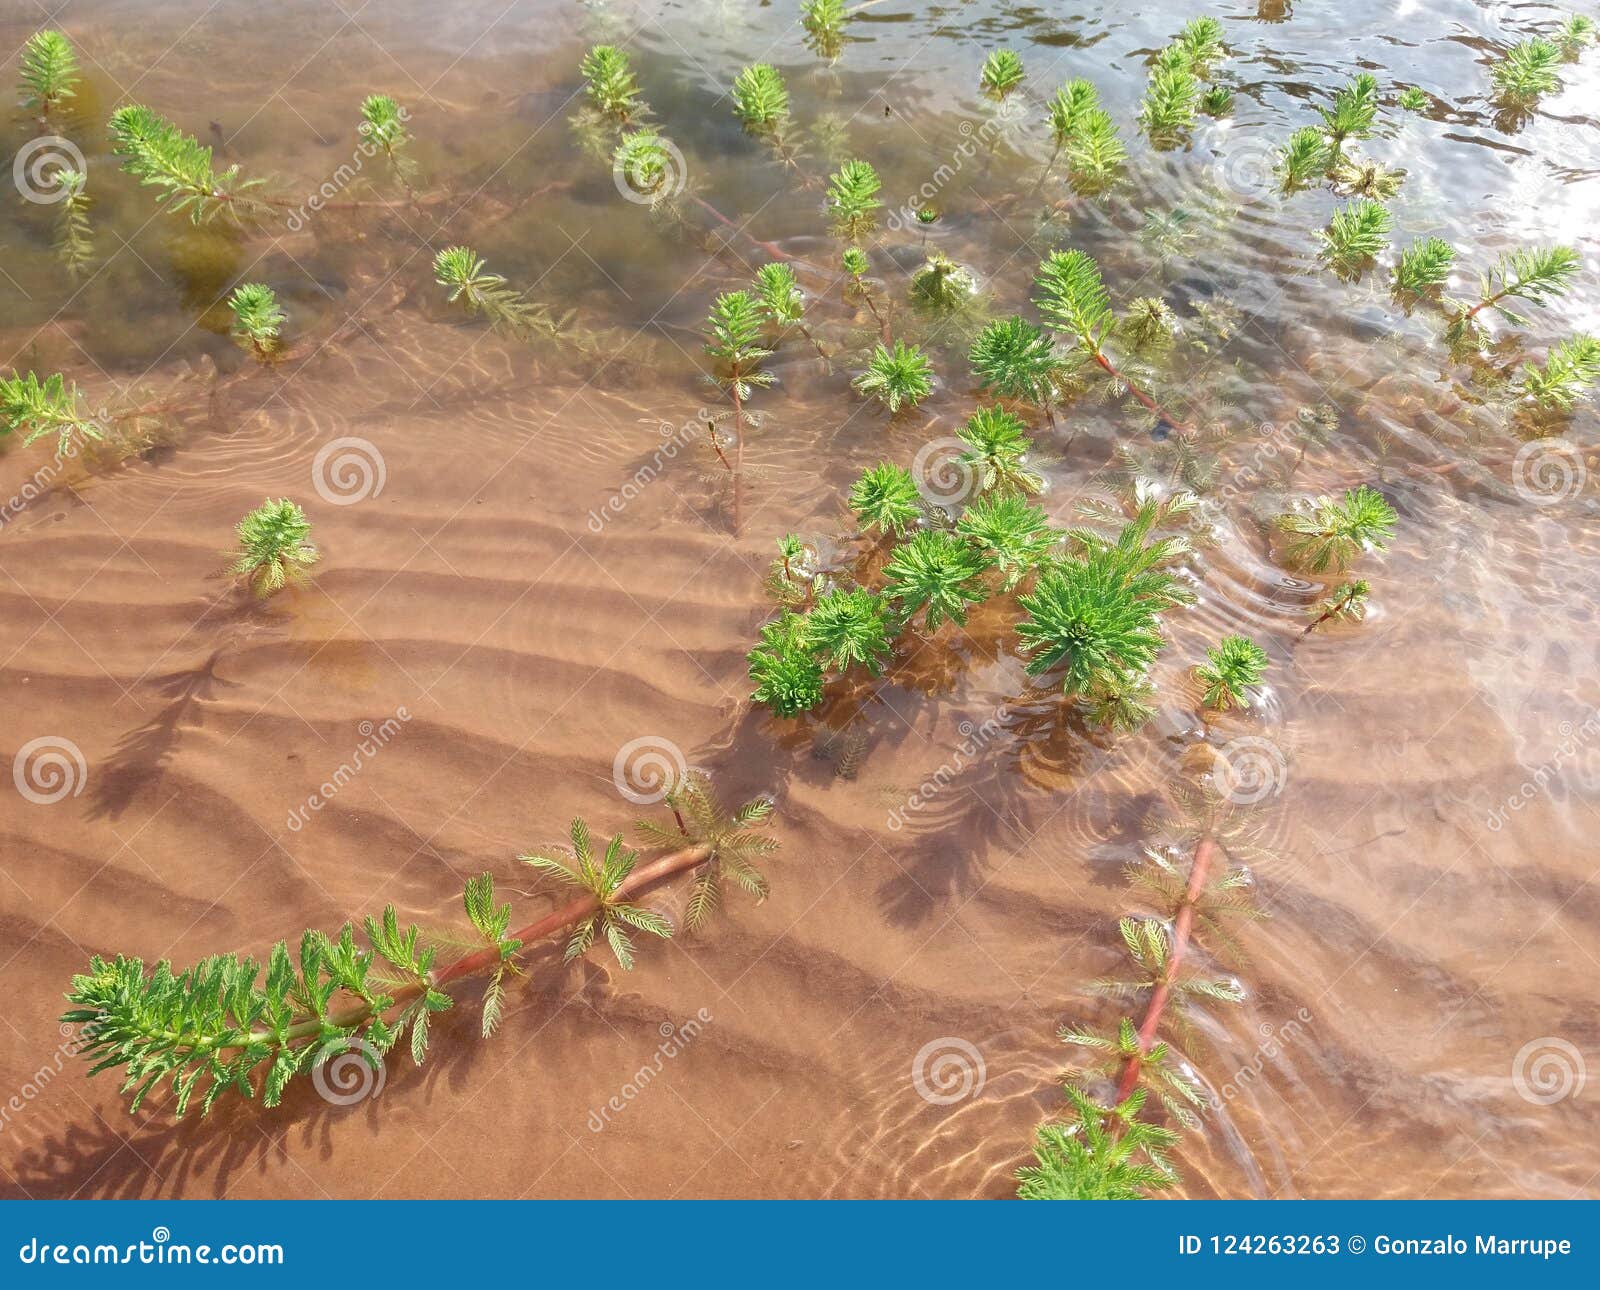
[1393,236,1455,296]
[1042,78,1127,193]
[732,63,789,131]
[1490,37,1562,104]
[1451,244,1581,334]
[749,612,827,715]
[850,462,924,537]
[805,586,896,675]
[64,786,778,1113]
[108,104,265,223]
[1319,199,1391,276]
[231,498,319,597]
[1320,71,1379,159]
[1555,14,1596,59]
[1195,635,1269,710]
[801,0,849,60]
[980,49,1025,100]
[360,94,416,190]
[580,44,644,121]
[1397,86,1429,112]
[433,245,571,344]
[957,493,1057,590]
[1138,18,1228,146]
[1017,1086,1178,1200]
[19,29,79,116]
[853,340,934,413]
[1277,126,1330,190]
[826,159,883,240]
[227,283,286,359]
[1521,335,1600,410]
[0,371,102,451]
[1275,484,1397,573]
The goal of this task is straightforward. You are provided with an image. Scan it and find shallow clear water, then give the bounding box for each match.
[1,0,1598,1198]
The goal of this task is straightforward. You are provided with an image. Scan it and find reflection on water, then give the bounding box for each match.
[1,0,1597,1199]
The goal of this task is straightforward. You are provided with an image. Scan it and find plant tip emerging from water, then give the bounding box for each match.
[981,50,1025,100]
[1017,1087,1179,1200]
[1303,578,1372,635]
[827,159,883,240]
[732,63,789,131]
[850,462,924,537]
[971,316,1061,412]
[1320,199,1391,275]
[231,498,318,597]
[1521,334,1600,410]
[804,586,895,675]
[520,823,672,970]
[1397,85,1429,112]
[581,45,643,120]
[853,340,934,413]
[109,104,264,224]
[1196,635,1269,710]
[227,283,285,358]
[1490,38,1563,104]
[957,406,1044,496]
[748,611,826,716]
[20,29,79,114]
[1393,237,1455,296]
[0,370,102,451]
[1277,485,1397,573]
[882,529,993,631]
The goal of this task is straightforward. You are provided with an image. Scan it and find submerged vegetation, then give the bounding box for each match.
[8,4,1594,1202]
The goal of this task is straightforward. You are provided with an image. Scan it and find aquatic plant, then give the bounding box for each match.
[850,462,925,537]
[766,534,816,608]
[637,773,775,928]
[1490,38,1562,104]
[1139,65,1200,145]
[705,289,774,529]
[108,105,265,223]
[970,316,1062,420]
[827,159,883,240]
[1454,244,1581,329]
[1393,236,1455,296]
[231,498,319,597]
[1277,126,1330,190]
[1174,16,1226,76]
[801,0,848,57]
[956,406,1044,496]
[955,493,1057,590]
[1122,297,1180,348]
[227,283,285,359]
[360,94,415,189]
[882,530,993,631]
[1276,484,1397,573]
[980,50,1025,100]
[1319,199,1391,275]
[581,45,644,121]
[805,586,895,675]
[613,129,680,204]
[19,29,78,115]
[1044,79,1126,192]
[1396,86,1429,112]
[1200,84,1233,117]
[1554,15,1596,59]
[1521,335,1600,410]
[64,788,777,1113]
[1319,71,1379,159]
[1017,1086,1178,1200]
[749,612,826,716]
[52,170,93,280]
[0,371,102,450]
[909,252,975,311]
[433,245,569,344]
[853,340,934,413]
[1301,578,1371,636]
[1330,157,1404,200]
[732,63,789,131]
[1195,635,1269,710]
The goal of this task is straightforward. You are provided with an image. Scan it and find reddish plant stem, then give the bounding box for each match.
[1093,350,1189,432]
[729,377,747,534]
[1114,833,1217,1102]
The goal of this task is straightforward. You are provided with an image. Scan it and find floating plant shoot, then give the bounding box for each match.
[227,283,286,360]
[1276,485,1397,574]
[0,371,103,451]
[231,499,319,597]
[980,50,1025,101]
[64,782,778,1113]
[853,340,934,414]
[1195,635,1269,711]
[20,29,79,117]
[704,289,774,529]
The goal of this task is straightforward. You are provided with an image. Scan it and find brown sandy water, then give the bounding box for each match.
[1,0,1598,1199]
